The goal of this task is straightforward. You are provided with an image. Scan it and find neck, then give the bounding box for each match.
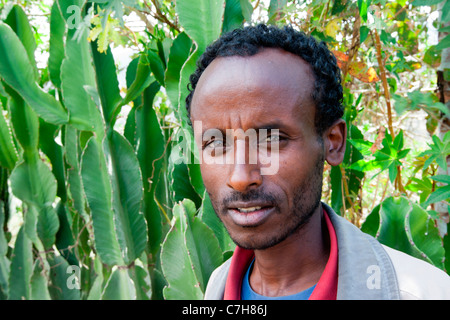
[249,203,330,297]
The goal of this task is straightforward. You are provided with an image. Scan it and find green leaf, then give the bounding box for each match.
[108,130,148,264]
[91,42,122,127]
[10,157,56,211]
[8,227,33,300]
[81,137,124,266]
[55,202,78,266]
[177,49,200,147]
[424,185,450,206]
[87,258,104,300]
[361,196,445,269]
[435,34,450,51]
[388,162,398,183]
[331,0,348,15]
[38,119,67,202]
[48,255,81,300]
[442,0,450,22]
[164,31,192,115]
[393,129,404,150]
[0,109,18,170]
[223,0,246,33]
[57,0,85,22]
[10,156,59,249]
[128,264,152,300]
[357,0,371,22]
[411,0,444,6]
[0,22,68,125]
[360,203,380,237]
[176,0,225,53]
[146,47,166,87]
[61,27,103,133]
[419,132,450,170]
[240,0,253,22]
[397,148,410,159]
[185,214,223,290]
[359,26,370,43]
[431,175,450,184]
[161,214,203,299]
[444,232,450,273]
[0,205,9,299]
[64,125,88,221]
[406,177,433,204]
[30,261,51,300]
[48,0,66,89]
[168,141,202,208]
[348,159,380,172]
[120,52,155,108]
[101,268,136,300]
[348,139,373,156]
[82,129,147,265]
[199,191,235,253]
[6,86,39,153]
[4,5,38,79]
[134,81,165,255]
[161,199,222,299]
[407,203,445,268]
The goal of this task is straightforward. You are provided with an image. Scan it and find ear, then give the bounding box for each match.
[323,119,347,166]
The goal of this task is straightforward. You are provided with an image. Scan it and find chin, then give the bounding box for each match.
[227,224,302,251]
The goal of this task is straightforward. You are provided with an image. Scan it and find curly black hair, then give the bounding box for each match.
[185,24,344,136]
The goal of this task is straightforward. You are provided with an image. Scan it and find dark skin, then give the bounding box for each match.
[190,48,346,297]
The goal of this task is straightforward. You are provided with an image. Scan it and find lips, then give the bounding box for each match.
[227,204,275,227]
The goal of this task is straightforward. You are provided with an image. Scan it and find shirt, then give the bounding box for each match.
[241,259,317,300]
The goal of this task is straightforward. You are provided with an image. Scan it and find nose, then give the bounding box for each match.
[226,139,263,193]
[227,165,263,193]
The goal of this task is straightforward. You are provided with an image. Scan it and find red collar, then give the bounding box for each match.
[223,209,338,300]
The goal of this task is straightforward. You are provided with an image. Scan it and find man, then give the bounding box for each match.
[186,24,450,300]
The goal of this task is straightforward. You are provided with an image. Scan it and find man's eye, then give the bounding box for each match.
[205,140,225,150]
[265,135,281,143]
[263,134,283,143]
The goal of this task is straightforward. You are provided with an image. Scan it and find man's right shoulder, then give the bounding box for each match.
[383,245,450,300]
[204,258,232,300]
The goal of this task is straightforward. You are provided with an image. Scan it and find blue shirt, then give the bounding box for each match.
[241,260,316,300]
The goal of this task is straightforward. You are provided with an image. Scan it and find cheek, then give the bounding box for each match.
[200,163,226,195]
[274,145,323,191]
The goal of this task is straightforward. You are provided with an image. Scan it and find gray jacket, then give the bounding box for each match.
[205,203,450,300]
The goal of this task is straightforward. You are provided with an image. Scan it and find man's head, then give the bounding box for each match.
[187,24,346,250]
[186,24,343,136]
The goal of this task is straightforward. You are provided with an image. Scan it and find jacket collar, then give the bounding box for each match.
[324,203,400,299]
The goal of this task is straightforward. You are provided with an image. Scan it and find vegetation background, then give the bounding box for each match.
[0,0,448,299]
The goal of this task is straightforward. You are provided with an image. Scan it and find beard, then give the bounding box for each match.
[209,151,325,251]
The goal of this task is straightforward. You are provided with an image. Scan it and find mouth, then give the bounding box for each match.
[227,204,275,227]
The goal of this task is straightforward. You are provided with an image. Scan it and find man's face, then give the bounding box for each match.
[190,48,326,250]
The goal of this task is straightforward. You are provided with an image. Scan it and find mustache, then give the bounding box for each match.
[222,189,278,208]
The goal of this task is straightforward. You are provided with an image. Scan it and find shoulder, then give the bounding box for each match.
[204,258,231,300]
[383,245,450,300]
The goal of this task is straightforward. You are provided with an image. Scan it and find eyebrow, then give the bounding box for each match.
[201,122,284,135]
[254,122,283,131]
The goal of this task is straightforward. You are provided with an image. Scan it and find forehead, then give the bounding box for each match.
[190,48,316,131]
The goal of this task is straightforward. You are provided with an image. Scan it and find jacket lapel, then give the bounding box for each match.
[324,204,400,300]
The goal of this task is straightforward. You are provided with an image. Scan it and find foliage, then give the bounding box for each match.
[0,0,448,300]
